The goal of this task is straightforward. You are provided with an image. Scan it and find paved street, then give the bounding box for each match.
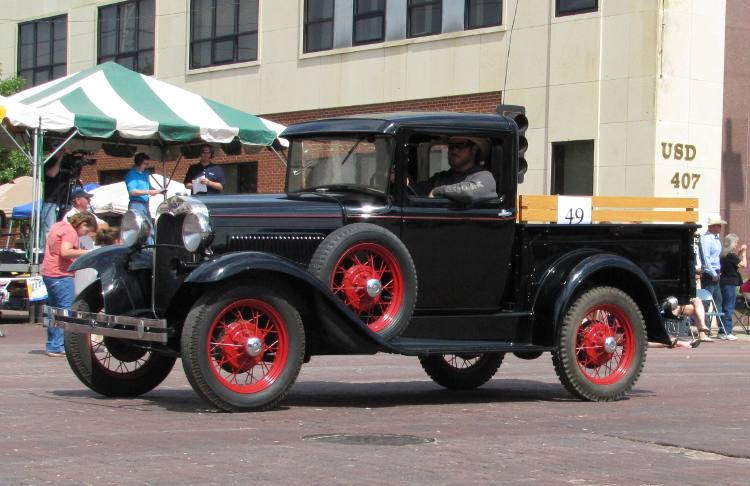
[1,314,749,485]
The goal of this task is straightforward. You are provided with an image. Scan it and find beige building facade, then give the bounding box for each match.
[0,0,728,221]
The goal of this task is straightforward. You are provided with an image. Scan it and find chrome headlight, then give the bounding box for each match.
[182,212,212,252]
[121,210,151,247]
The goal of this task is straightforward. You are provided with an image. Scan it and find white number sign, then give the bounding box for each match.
[557,196,592,224]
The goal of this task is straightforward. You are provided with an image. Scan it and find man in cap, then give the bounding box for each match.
[426,136,497,204]
[62,187,108,232]
[699,215,726,326]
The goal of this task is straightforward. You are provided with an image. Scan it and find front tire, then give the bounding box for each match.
[181,283,305,412]
[64,297,176,397]
[551,286,646,401]
[419,353,505,390]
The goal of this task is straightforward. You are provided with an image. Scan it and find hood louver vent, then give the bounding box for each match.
[227,233,325,265]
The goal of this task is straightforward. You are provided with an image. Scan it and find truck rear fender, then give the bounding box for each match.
[175,251,392,354]
[68,245,152,316]
[531,252,669,346]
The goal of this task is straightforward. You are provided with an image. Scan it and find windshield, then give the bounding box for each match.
[286,136,394,194]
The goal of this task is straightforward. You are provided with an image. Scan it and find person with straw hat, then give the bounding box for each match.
[699,215,727,330]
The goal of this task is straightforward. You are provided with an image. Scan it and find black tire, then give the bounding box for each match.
[181,282,305,412]
[551,286,646,401]
[419,353,505,390]
[64,297,177,398]
[309,223,417,340]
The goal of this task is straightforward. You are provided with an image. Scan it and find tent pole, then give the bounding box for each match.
[270,146,287,167]
[30,127,43,269]
[43,129,78,165]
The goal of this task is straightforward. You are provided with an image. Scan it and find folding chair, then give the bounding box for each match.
[696,288,729,335]
[733,290,750,335]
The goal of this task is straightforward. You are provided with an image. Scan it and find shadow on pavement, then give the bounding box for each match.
[49,378,655,413]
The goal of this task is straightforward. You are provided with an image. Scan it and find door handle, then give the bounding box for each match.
[498,209,515,218]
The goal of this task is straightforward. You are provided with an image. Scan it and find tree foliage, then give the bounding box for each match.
[0,75,29,184]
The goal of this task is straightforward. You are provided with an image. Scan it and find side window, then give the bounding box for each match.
[405,135,500,204]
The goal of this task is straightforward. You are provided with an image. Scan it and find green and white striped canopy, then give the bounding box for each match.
[8,62,278,146]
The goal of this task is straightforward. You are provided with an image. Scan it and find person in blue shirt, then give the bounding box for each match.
[124,153,164,244]
[699,216,726,331]
[184,144,225,195]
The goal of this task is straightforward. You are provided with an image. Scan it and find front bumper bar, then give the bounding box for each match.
[46,306,169,344]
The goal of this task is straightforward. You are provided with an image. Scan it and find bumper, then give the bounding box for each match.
[46,305,169,344]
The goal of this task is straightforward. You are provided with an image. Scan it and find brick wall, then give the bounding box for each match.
[79,91,503,193]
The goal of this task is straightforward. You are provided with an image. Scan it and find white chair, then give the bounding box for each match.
[696,288,729,336]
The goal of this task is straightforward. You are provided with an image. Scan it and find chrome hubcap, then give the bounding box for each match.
[245,337,263,357]
[366,278,382,298]
[603,336,617,353]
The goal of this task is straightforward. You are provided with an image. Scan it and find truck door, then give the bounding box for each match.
[399,134,516,311]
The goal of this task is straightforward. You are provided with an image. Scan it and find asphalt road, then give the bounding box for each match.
[1,314,748,485]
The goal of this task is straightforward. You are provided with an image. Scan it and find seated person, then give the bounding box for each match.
[672,298,713,342]
[421,136,498,204]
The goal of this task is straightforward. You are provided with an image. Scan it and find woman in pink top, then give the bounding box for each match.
[42,212,97,357]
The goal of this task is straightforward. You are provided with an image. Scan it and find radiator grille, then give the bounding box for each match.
[153,214,192,314]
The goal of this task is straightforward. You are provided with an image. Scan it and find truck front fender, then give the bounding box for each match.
[69,245,152,316]
[531,251,670,346]
[182,251,394,354]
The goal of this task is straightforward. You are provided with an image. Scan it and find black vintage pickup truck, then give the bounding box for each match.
[50,107,697,412]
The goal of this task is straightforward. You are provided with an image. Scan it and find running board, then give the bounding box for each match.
[388,337,553,356]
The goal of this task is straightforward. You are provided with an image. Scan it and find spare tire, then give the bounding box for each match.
[309,223,417,340]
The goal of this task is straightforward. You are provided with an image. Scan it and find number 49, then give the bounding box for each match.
[671,172,700,189]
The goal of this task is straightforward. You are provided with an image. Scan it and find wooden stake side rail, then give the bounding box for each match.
[517,195,699,223]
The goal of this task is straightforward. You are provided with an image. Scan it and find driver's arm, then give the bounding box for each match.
[430,171,498,204]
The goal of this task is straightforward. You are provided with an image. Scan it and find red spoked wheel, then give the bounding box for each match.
[331,242,404,333]
[91,335,151,375]
[309,223,418,340]
[574,304,635,385]
[182,283,305,412]
[64,293,176,398]
[552,286,646,402]
[207,299,289,394]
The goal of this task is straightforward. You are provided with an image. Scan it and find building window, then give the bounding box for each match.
[465,0,502,29]
[551,141,594,195]
[556,0,598,17]
[222,162,258,194]
[353,0,385,45]
[407,0,442,38]
[17,15,67,87]
[304,0,334,53]
[98,0,155,75]
[98,169,130,186]
[190,0,259,69]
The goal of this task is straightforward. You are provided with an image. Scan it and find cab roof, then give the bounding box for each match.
[280,112,515,138]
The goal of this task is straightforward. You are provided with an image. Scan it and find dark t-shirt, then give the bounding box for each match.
[43,158,66,203]
[720,252,743,286]
[184,162,225,194]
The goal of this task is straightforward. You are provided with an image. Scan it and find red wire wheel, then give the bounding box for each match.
[309,223,418,340]
[330,242,404,334]
[207,299,289,394]
[574,304,635,385]
[552,286,646,402]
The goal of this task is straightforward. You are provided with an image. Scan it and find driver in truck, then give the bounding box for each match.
[426,136,498,204]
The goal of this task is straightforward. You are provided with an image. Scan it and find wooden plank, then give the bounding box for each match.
[592,210,699,223]
[592,196,699,209]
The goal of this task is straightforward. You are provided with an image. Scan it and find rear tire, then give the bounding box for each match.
[551,286,646,401]
[419,353,504,390]
[64,297,176,397]
[181,282,305,412]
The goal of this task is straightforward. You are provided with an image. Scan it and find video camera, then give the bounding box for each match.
[59,150,97,178]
